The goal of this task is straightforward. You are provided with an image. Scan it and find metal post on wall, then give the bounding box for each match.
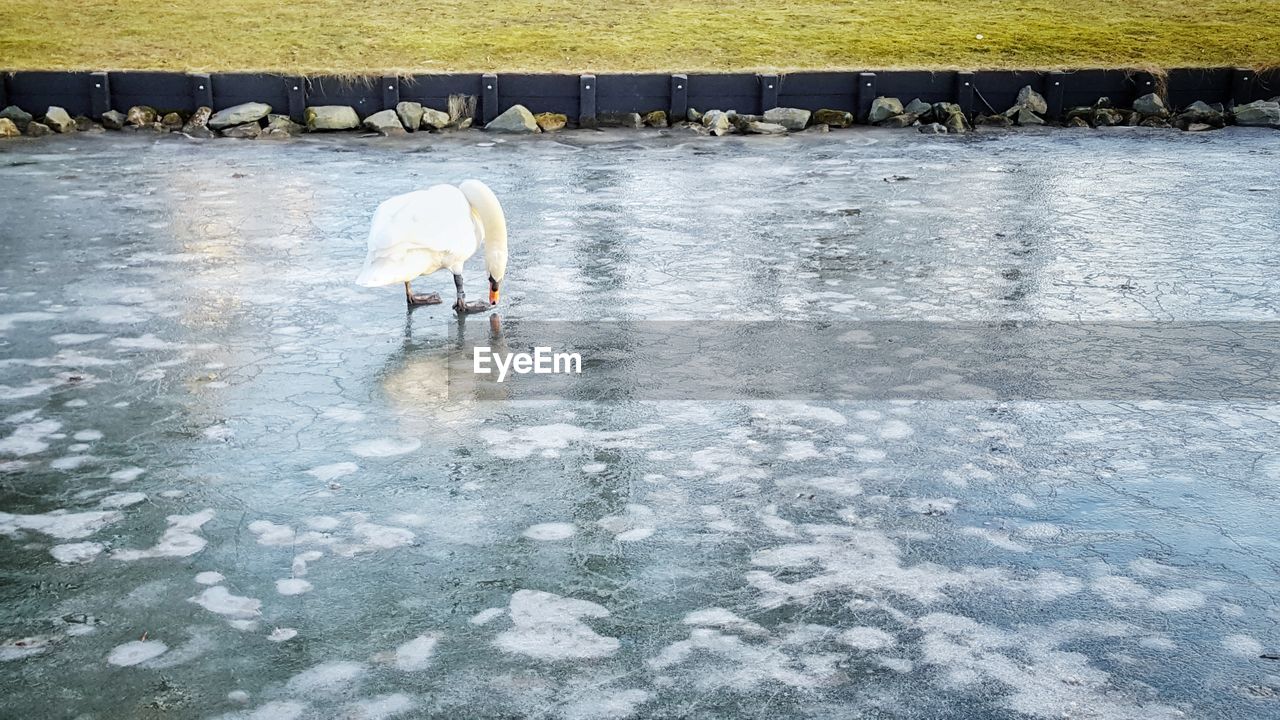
[189,73,212,110]
[759,74,778,113]
[579,74,597,129]
[90,72,111,117]
[857,72,876,122]
[1132,71,1157,100]
[481,73,499,124]
[382,75,399,111]
[669,74,687,121]
[1044,71,1066,118]
[286,77,306,122]
[954,72,974,115]
[1231,68,1254,106]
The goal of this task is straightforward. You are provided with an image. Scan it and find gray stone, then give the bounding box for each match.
[43,106,76,133]
[975,114,1012,127]
[161,112,184,131]
[686,108,703,123]
[875,113,918,128]
[25,121,51,137]
[598,112,643,128]
[74,115,99,132]
[868,97,904,124]
[1068,116,1091,128]
[261,114,303,138]
[395,101,424,132]
[220,122,261,139]
[362,109,407,136]
[1124,109,1142,126]
[1233,100,1280,127]
[41,106,74,133]
[813,109,853,128]
[182,106,212,134]
[1133,93,1169,117]
[126,106,157,126]
[1175,101,1223,128]
[0,117,19,138]
[0,105,33,132]
[486,105,539,133]
[101,110,126,130]
[1092,108,1124,127]
[745,121,788,135]
[904,98,932,117]
[943,112,968,134]
[643,110,668,128]
[1139,116,1171,128]
[421,107,451,131]
[918,122,947,135]
[184,125,216,139]
[806,123,830,133]
[1093,96,1113,109]
[535,112,568,132]
[762,107,811,131]
[1014,108,1045,126]
[702,110,731,136]
[208,102,271,130]
[1185,123,1214,132]
[1015,86,1048,115]
[305,106,360,131]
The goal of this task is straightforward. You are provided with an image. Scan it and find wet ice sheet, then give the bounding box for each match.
[1,130,1279,719]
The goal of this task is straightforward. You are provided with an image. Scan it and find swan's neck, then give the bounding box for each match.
[459,180,508,281]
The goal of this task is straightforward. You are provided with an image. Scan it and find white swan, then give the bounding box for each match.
[355,180,508,311]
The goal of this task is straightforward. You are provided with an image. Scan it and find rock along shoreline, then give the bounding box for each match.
[2,85,1278,141]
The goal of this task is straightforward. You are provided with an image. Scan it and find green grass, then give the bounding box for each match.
[2,0,1278,73]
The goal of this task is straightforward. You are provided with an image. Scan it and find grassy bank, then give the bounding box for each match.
[2,0,1278,73]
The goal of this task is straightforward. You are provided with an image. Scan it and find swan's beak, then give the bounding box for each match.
[488,277,500,306]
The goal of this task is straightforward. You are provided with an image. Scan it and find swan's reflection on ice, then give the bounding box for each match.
[378,313,511,417]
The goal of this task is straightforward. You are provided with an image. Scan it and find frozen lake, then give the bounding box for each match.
[2,128,1279,719]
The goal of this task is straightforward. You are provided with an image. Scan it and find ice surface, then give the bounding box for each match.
[2,132,1278,719]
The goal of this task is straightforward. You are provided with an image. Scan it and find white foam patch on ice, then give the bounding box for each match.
[323,407,366,423]
[493,590,620,660]
[195,571,224,585]
[0,509,121,540]
[581,462,607,473]
[682,608,767,636]
[113,509,213,560]
[110,467,145,483]
[106,640,167,666]
[73,429,103,441]
[878,420,914,440]
[1148,589,1205,612]
[480,423,662,460]
[99,492,146,509]
[269,628,298,643]
[307,462,358,481]
[781,440,820,461]
[559,689,652,720]
[961,527,1029,552]
[523,522,576,541]
[0,419,62,457]
[907,497,958,516]
[276,578,313,596]
[215,700,306,720]
[597,505,656,541]
[341,693,415,720]
[50,333,107,345]
[917,613,1183,719]
[351,437,421,457]
[392,633,438,671]
[189,586,262,620]
[648,628,840,689]
[50,454,97,470]
[751,402,847,426]
[839,626,896,650]
[50,541,104,564]
[285,660,365,696]
[1221,634,1262,657]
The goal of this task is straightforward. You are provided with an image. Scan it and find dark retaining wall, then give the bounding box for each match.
[2,68,1276,123]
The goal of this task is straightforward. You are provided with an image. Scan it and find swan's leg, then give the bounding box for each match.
[404,281,441,306]
[452,273,491,313]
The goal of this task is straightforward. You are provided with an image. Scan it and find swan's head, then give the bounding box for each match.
[459,179,508,306]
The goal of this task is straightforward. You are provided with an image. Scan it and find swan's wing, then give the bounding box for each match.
[365,186,478,258]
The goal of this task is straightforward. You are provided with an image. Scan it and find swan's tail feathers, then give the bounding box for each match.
[355,256,410,287]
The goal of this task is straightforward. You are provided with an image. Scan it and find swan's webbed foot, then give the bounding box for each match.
[407,292,442,306]
[453,299,491,314]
